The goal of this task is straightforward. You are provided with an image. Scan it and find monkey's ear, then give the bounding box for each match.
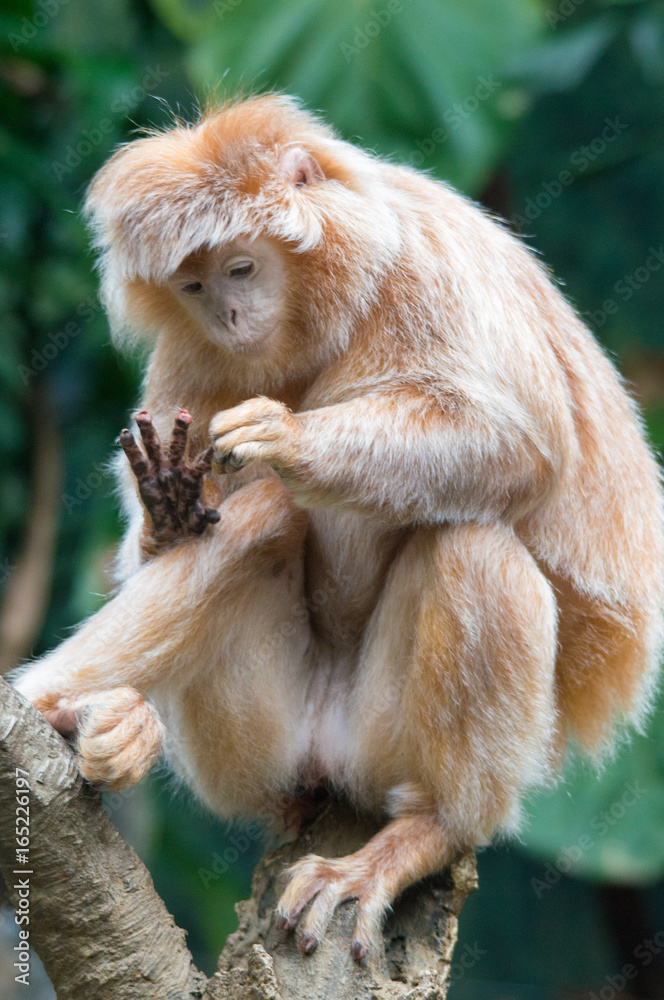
[279,147,325,187]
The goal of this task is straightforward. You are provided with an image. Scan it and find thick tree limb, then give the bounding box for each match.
[211,807,477,1000]
[0,679,205,999]
[0,678,477,999]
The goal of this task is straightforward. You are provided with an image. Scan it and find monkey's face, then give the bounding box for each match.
[167,238,288,356]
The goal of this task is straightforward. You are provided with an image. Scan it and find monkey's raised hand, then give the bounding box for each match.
[210,397,301,473]
[120,409,220,550]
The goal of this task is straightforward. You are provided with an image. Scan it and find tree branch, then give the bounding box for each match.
[210,806,477,1000]
[0,679,205,999]
[0,677,477,999]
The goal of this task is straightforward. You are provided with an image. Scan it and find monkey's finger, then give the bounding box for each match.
[193,446,214,478]
[185,500,210,535]
[168,409,192,466]
[212,421,284,453]
[119,429,149,481]
[209,396,288,440]
[158,466,180,508]
[213,442,267,474]
[43,705,79,737]
[135,410,163,470]
[180,467,203,509]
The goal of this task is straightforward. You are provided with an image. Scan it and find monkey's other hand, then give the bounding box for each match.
[275,852,389,962]
[73,687,165,791]
[119,409,220,548]
[210,397,302,473]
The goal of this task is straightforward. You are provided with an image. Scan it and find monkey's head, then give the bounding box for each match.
[85,95,402,381]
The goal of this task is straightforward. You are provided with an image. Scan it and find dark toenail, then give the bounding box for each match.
[351,940,367,961]
[299,934,318,954]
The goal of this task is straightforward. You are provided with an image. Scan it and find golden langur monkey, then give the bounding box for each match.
[14,95,664,959]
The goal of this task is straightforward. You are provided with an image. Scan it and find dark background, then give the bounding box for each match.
[1,1,664,997]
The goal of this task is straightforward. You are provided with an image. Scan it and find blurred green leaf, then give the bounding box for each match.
[522,691,664,884]
[146,0,545,191]
[510,15,619,90]
[629,2,664,84]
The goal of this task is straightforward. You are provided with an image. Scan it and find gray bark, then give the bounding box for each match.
[0,678,476,999]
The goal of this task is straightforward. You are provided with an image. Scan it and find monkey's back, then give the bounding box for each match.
[382,166,664,754]
[519,301,664,752]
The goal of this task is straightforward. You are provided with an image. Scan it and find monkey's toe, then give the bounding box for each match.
[76,687,165,791]
[275,853,388,960]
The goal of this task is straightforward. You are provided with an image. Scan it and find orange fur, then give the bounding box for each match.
[14,94,663,956]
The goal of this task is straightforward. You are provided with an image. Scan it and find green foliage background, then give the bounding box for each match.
[1,0,664,996]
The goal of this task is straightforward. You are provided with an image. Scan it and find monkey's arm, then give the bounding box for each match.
[210,390,559,524]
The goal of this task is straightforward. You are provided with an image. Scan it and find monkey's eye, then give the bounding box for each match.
[228,261,254,278]
[182,281,204,294]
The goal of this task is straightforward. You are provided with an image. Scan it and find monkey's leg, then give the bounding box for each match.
[277,521,559,957]
[14,478,310,792]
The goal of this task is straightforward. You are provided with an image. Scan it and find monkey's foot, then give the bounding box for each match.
[54,687,165,791]
[275,811,450,960]
[119,409,220,549]
[275,851,390,961]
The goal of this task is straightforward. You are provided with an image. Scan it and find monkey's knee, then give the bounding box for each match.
[73,687,165,791]
[436,521,557,650]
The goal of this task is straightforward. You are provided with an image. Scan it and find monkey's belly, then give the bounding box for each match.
[149,508,414,817]
[304,508,406,646]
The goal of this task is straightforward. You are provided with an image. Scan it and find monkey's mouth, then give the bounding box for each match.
[207,321,280,356]
[207,326,276,356]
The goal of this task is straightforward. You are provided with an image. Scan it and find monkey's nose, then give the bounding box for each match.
[218,309,237,329]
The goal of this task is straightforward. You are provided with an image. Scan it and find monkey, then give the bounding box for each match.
[13,94,663,960]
